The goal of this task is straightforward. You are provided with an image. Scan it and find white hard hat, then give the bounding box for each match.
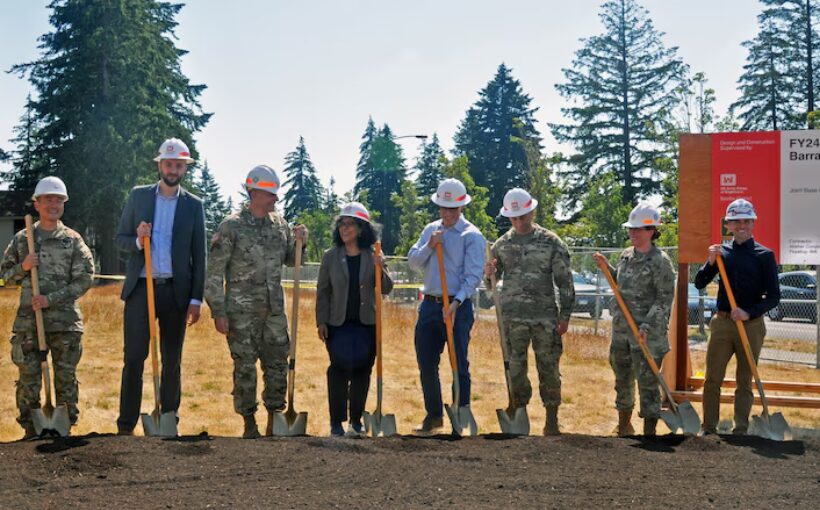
[622,202,662,228]
[339,202,371,223]
[500,188,538,218]
[153,137,195,163]
[32,176,69,202]
[431,178,471,207]
[725,198,757,220]
[244,165,280,195]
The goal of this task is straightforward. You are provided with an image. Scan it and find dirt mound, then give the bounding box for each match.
[0,432,816,508]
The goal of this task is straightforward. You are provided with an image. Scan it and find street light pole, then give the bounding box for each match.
[393,134,428,141]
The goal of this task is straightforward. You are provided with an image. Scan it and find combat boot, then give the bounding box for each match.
[265,412,274,437]
[243,414,260,439]
[643,417,658,437]
[543,405,561,436]
[616,408,635,437]
[21,423,37,440]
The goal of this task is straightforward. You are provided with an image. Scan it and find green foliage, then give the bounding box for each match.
[391,179,431,255]
[295,207,334,263]
[354,121,406,254]
[441,155,497,240]
[282,136,324,221]
[551,0,685,209]
[555,173,631,248]
[195,160,231,239]
[454,63,541,218]
[8,0,210,271]
[511,122,559,230]
[414,133,445,216]
[731,1,819,130]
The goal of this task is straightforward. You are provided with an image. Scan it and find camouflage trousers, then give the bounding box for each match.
[504,319,563,407]
[609,322,668,418]
[10,331,82,429]
[226,312,290,416]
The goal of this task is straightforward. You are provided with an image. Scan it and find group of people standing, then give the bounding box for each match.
[2,136,782,440]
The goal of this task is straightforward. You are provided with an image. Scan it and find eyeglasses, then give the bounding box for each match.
[628,227,655,232]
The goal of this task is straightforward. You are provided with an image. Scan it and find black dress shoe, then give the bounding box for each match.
[413,415,444,434]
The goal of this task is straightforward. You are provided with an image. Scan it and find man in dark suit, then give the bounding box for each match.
[115,137,206,435]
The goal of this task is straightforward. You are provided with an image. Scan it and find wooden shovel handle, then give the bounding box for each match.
[715,254,770,416]
[24,215,48,353]
[287,237,303,407]
[374,241,383,380]
[143,236,161,413]
[486,245,515,400]
[435,244,459,373]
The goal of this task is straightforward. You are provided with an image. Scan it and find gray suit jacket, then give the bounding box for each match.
[316,245,394,327]
[116,183,206,309]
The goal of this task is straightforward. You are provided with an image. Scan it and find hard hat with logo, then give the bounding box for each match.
[622,202,663,228]
[724,198,757,220]
[153,137,195,163]
[244,165,280,195]
[339,202,371,223]
[500,188,538,218]
[431,178,471,207]
[32,176,69,202]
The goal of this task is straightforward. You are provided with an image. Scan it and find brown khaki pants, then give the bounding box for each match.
[702,315,765,433]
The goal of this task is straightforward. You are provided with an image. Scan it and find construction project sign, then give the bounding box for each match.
[679,131,820,265]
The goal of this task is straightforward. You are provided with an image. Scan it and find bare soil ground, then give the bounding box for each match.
[0,432,817,509]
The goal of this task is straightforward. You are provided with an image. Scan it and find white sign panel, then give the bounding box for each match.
[780,130,820,264]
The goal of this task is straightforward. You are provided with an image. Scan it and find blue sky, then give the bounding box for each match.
[0,1,760,203]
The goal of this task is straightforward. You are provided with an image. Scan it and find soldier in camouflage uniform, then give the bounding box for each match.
[1,177,94,439]
[485,188,574,435]
[205,165,307,438]
[593,202,675,437]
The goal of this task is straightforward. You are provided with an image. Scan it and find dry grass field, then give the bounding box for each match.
[1,285,819,441]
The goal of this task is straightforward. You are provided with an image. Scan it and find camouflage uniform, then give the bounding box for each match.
[488,225,575,407]
[607,246,675,419]
[1,221,94,429]
[205,205,299,416]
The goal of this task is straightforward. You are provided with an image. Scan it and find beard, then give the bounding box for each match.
[161,174,182,187]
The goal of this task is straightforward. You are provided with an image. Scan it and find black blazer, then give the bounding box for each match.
[116,183,206,309]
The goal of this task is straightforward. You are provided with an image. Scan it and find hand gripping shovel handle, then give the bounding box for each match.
[24,215,55,406]
[485,245,516,405]
[715,255,771,418]
[287,237,303,410]
[143,238,162,417]
[594,257,679,411]
[435,244,460,404]
[374,241,384,414]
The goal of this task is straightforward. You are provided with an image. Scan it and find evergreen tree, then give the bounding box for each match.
[391,179,431,256]
[324,176,340,214]
[414,133,445,215]
[196,160,230,239]
[282,136,324,221]
[555,173,631,248]
[354,123,406,254]
[731,0,819,129]
[4,96,45,193]
[511,125,559,231]
[9,0,210,271]
[454,63,541,217]
[441,155,497,241]
[551,0,685,210]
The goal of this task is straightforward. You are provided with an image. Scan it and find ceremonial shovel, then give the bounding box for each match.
[485,245,529,435]
[596,257,701,435]
[272,237,308,436]
[25,215,71,437]
[140,237,178,437]
[435,244,478,437]
[363,241,397,437]
[716,255,792,441]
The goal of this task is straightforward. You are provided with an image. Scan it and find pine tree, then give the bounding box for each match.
[550,0,685,210]
[414,133,445,215]
[391,179,431,256]
[731,0,819,129]
[354,123,406,254]
[511,125,559,230]
[4,96,45,193]
[9,0,210,271]
[282,136,324,221]
[196,160,230,239]
[454,63,541,217]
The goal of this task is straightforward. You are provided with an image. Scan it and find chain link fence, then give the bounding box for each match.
[281,247,819,368]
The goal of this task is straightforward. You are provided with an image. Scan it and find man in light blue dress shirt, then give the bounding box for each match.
[407,178,486,434]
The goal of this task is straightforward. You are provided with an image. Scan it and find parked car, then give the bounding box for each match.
[687,283,718,325]
[573,272,610,319]
[767,271,816,322]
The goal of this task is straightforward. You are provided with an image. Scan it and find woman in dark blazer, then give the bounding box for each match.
[316,202,393,437]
